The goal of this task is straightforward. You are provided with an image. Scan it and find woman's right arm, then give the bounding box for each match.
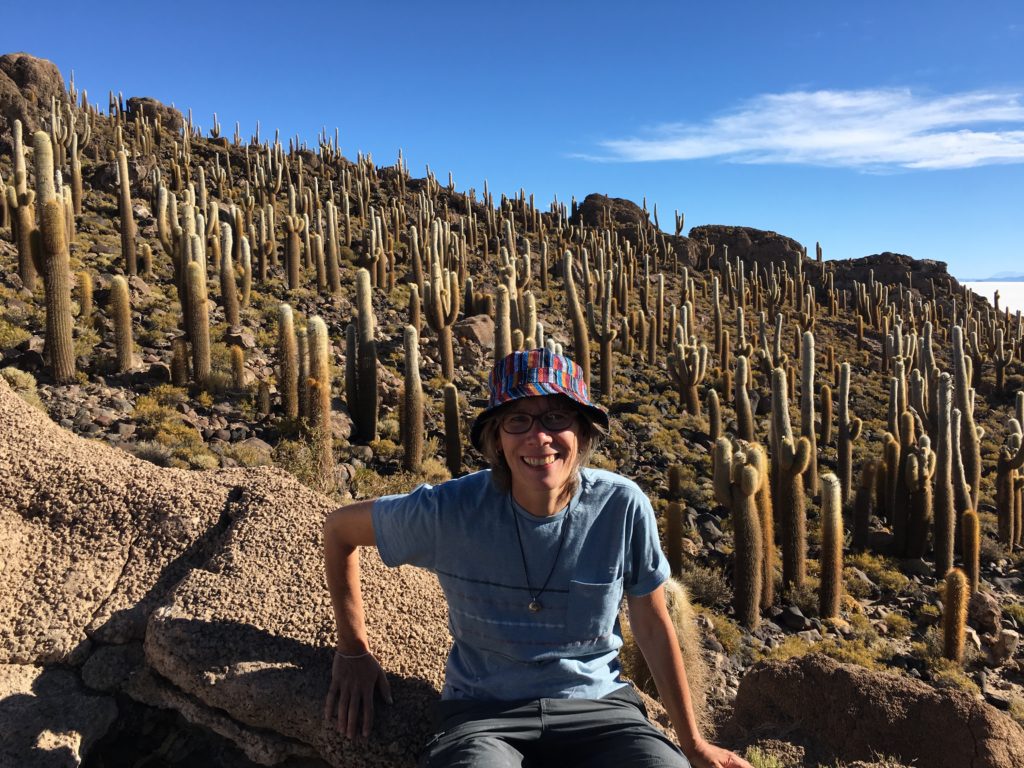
[323,499,393,739]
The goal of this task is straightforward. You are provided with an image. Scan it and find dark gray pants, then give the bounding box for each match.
[418,686,690,768]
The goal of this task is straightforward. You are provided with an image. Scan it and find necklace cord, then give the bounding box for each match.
[510,493,571,610]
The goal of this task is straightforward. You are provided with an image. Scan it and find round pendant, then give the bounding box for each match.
[528,600,542,613]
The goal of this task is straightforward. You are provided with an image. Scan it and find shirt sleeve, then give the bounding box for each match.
[371,482,444,570]
[624,490,671,597]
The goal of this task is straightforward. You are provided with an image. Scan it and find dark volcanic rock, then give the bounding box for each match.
[0,52,66,138]
[728,654,1024,768]
[688,224,805,272]
[125,96,185,134]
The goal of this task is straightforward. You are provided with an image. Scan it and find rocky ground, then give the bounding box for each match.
[2,52,1024,767]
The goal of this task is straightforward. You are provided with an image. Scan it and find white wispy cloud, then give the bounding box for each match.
[590,88,1024,170]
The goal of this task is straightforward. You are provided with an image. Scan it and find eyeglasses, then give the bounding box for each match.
[500,409,577,435]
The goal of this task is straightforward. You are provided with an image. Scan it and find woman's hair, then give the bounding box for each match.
[476,395,606,497]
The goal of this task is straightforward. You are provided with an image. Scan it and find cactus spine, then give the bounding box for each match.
[942,569,969,663]
[116,148,137,275]
[352,268,379,441]
[33,132,76,383]
[713,438,763,629]
[110,275,133,373]
[185,260,211,389]
[563,251,591,388]
[818,474,843,619]
[443,382,462,478]
[402,325,424,472]
[278,304,299,418]
[307,316,335,490]
[771,367,811,590]
[837,363,862,506]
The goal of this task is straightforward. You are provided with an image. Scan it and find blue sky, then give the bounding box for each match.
[4,1,1022,279]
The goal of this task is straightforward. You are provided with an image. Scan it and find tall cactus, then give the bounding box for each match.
[587,270,618,401]
[443,382,462,478]
[818,474,843,619]
[904,435,937,559]
[185,259,211,389]
[494,285,512,364]
[220,224,240,328]
[278,304,299,419]
[424,246,460,381]
[770,367,811,590]
[713,438,763,629]
[933,372,955,577]
[33,132,76,383]
[962,510,981,594]
[9,121,38,292]
[349,268,379,441]
[116,148,138,276]
[110,275,133,373]
[851,460,877,553]
[995,419,1024,549]
[307,316,335,490]
[942,569,969,664]
[563,251,591,389]
[836,363,862,506]
[735,356,754,441]
[800,331,819,496]
[402,325,424,472]
[952,326,982,509]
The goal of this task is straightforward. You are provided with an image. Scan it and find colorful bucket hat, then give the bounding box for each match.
[470,349,609,448]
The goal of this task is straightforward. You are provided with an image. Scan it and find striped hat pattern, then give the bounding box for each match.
[470,349,609,448]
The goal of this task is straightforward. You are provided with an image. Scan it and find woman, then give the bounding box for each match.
[324,349,751,768]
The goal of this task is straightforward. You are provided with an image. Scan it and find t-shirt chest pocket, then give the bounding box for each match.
[565,577,623,643]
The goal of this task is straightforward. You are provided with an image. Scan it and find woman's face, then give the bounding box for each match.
[498,396,580,499]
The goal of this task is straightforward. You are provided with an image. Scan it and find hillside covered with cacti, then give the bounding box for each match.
[2,52,1024,768]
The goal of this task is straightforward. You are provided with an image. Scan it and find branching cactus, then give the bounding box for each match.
[952,326,982,509]
[284,213,305,291]
[424,247,460,381]
[713,438,763,629]
[110,275,133,373]
[278,304,299,419]
[995,419,1024,550]
[904,435,937,559]
[818,473,843,619]
[116,149,138,276]
[837,363,862,506]
[33,132,76,383]
[942,569,969,664]
[443,382,462,478]
[770,367,811,590]
[993,326,1014,396]
[669,338,708,420]
[563,251,591,388]
[402,325,424,472]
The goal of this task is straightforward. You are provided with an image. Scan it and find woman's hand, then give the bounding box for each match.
[324,650,393,740]
[688,738,754,768]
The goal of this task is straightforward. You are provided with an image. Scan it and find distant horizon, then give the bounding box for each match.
[3,2,1021,280]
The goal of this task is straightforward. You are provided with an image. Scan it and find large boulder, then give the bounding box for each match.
[0,52,66,138]
[728,654,1024,768]
[688,224,805,273]
[125,96,184,134]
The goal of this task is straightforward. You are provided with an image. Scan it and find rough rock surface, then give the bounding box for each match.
[828,251,960,299]
[0,376,456,765]
[125,96,185,133]
[728,654,1024,768]
[0,664,118,768]
[0,52,66,137]
[688,224,805,271]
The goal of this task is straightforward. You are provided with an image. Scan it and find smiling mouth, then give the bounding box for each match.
[522,455,558,467]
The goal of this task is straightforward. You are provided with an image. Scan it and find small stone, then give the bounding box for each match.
[969,591,1002,634]
[989,629,1020,666]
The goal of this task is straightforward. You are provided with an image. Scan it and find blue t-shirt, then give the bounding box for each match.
[371,467,670,701]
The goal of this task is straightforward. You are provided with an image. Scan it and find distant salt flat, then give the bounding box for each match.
[962,282,1024,314]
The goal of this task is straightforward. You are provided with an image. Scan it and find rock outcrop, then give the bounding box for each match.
[0,376,451,765]
[688,224,805,272]
[124,96,185,134]
[728,654,1024,768]
[0,52,66,138]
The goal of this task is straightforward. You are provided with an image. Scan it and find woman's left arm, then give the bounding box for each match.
[626,587,753,768]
